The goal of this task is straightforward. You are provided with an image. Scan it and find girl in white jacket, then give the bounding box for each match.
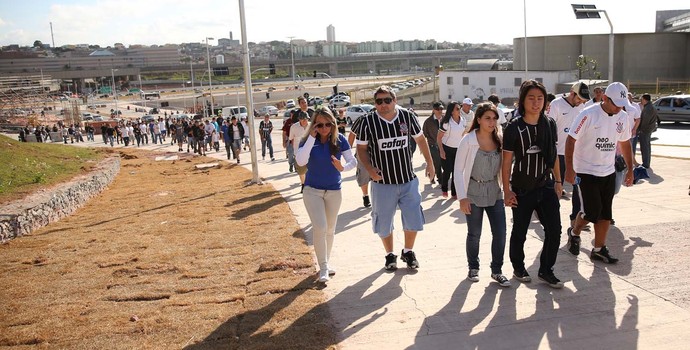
[453,103,509,287]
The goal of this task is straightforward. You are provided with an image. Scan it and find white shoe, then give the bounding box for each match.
[318,269,330,283]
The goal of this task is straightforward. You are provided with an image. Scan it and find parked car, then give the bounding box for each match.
[93,116,105,121]
[222,106,248,119]
[285,99,296,108]
[141,115,156,123]
[325,92,348,101]
[329,95,351,109]
[258,105,279,116]
[81,112,94,121]
[172,114,189,122]
[345,104,374,124]
[308,96,324,106]
[652,94,690,123]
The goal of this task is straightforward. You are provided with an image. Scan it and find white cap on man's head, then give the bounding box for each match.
[462,98,474,105]
[605,82,633,109]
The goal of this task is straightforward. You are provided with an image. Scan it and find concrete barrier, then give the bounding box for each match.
[0,156,121,243]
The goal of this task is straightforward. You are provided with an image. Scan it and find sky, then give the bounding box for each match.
[0,0,685,47]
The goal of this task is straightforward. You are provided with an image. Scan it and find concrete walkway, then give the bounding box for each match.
[247,129,690,349]
[6,121,690,349]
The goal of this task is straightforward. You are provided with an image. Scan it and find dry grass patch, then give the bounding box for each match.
[0,149,337,349]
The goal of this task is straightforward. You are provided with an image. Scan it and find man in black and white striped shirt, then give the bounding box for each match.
[352,85,435,270]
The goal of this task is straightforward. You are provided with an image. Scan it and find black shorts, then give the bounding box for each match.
[576,172,616,223]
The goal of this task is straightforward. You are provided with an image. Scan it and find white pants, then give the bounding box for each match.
[302,186,342,271]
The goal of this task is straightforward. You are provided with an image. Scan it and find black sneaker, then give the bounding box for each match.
[384,253,398,270]
[363,195,371,208]
[538,272,564,289]
[567,227,581,256]
[591,246,619,264]
[300,184,304,194]
[491,273,511,287]
[401,249,419,269]
[513,269,532,282]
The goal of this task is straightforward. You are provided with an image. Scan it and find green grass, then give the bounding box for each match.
[0,134,104,203]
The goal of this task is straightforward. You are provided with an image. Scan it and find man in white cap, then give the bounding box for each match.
[564,82,634,264]
[460,98,475,131]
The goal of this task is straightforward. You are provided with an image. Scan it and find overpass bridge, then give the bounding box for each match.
[0,49,511,93]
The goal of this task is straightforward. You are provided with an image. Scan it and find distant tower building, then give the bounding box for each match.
[327,25,335,42]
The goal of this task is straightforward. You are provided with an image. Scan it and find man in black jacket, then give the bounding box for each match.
[637,94,659,169]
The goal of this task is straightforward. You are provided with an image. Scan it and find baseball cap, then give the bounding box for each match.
[605,82,634,109]
[432,101,444,109]
[572,82,591,100]
[462,98,474,105]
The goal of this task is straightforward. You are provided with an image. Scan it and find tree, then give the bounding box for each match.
[576,55,602,80]
[33,40,43,48]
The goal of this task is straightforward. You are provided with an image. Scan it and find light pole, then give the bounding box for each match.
[572,4,614,83]
[189,57,194,90]
[240,0,261,184]
[205,37,214,90]
[111,68,118,117]
[288,36,296,82]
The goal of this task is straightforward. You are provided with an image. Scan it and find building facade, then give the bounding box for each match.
[512,32,690,82]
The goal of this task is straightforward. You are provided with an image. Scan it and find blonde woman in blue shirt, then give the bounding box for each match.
[296,108,357,283]
[454,103,509,287]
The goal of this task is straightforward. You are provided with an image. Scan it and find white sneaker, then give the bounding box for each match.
[318,269,330,283]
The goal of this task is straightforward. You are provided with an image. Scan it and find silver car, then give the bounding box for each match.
[345,104,374,125]
[652,94,690,122]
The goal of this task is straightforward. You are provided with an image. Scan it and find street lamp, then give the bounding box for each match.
[572,4,614,83]
[287,36,296,82]
[111,68,118,117]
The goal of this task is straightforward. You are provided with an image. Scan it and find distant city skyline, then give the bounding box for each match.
[0,0,684,47]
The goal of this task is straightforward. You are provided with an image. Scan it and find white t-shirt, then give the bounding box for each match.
[440,117,465,148]
[289,122,308,149]
[568,104,632,176]
[547,95,586,155]
[624,103,641,132]
[460,109,474,130]
[232,124,241,140]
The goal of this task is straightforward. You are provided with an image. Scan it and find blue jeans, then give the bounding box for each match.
[509,183,562,275]
[287,142,295,169]
[465,199,506,274]
[559,154,582,221]
[261,135,274,158]
[638,131,652,168]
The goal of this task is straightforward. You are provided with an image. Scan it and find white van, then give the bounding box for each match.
[222,106,248,119]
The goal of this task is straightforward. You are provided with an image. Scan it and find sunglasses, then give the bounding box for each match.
[375,97,393,105]
[315,123,333,129]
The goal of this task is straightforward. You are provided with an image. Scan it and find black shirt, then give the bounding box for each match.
[503,117,555,191]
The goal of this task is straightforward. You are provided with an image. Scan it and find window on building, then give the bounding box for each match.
[489,77,496,86]
[463,77,469,85]
[535,77,543,83]
[514,78,522,87]
[446,77,453,85]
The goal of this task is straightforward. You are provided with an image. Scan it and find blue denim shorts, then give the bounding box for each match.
[370,177,425,237]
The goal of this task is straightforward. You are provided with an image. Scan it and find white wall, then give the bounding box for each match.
[439,70,575,102]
